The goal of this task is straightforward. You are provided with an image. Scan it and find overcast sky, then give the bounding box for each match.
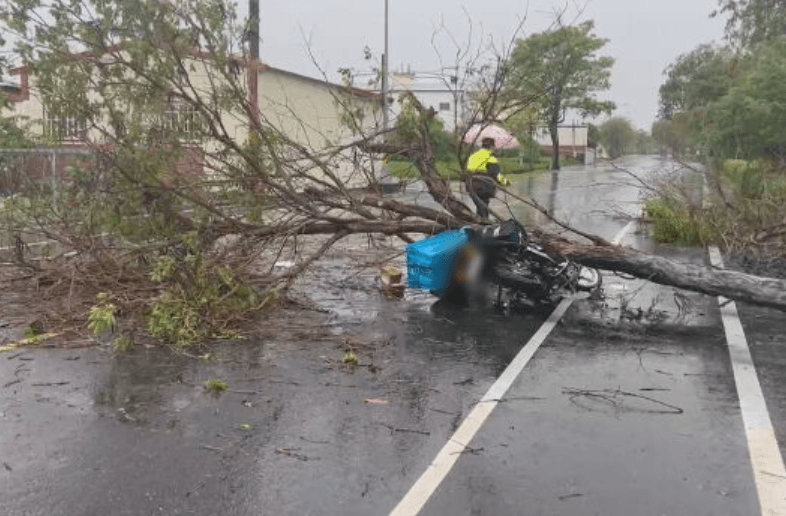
[257,0,727,130]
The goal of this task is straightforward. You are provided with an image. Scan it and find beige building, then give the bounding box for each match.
[3,50,380,183]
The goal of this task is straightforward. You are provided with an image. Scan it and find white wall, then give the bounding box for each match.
[388,73,468,133]
[533,125,589,149]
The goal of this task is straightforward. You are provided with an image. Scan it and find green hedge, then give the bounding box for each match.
[389,156,552,180]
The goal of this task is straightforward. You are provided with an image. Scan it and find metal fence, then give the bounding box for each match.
[0,148,95,259]
[0,147,95,195]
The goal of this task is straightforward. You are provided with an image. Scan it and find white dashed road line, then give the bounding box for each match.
[388,297,573,516]
[709,246,786,516]
[389,223,635,516]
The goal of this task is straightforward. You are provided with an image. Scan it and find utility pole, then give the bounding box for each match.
[381,0,389,134]
[248,0,260,133]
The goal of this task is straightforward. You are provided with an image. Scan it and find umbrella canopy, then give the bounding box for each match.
[463,124,521,150]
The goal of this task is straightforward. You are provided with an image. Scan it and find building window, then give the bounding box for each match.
[162,98,202,140]
[439,102,451,112]
[44,105,87,141]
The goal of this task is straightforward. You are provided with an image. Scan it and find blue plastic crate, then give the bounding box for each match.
[406,229,468,292]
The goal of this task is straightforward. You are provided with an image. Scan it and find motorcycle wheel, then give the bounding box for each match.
[576,266,602,291]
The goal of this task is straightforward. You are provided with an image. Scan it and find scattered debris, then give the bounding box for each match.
[378,423,430,436]
[451,446,484,456]
[117,408,137,422]
[299,436,330,444]
[342,351,359,365]
[204,378,229,393]
[266,379,302,386]
[495,395,546,403]
[0,332,60,354]
[379,266,404,298]
[197,444,224,453]
[112,336,134,354]
[275,448,311,461]
[563,387,684,415]
[429,408,458,415]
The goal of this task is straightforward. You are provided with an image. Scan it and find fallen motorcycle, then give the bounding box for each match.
[406,219,602,307]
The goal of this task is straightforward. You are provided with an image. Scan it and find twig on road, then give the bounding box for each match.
[377,423,431,436]
[563,387,684,414]
[451,446,484,456]
[197,444,224,453]
[275,448,311,461]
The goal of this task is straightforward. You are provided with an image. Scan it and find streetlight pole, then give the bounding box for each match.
[381,0,389,133]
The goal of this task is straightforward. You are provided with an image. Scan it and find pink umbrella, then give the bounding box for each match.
[463,124,521,149]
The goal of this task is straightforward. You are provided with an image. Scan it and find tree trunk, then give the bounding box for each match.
[535,231,786,312]
[550,120,561,171]
[549,88,563,171]
[549,122,560,170]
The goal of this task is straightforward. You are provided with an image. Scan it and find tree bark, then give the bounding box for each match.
[549,87,563,171]
[550,121,561,171]
[535,231,786,312]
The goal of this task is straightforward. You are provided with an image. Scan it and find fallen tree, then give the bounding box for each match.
[1,2,784,351]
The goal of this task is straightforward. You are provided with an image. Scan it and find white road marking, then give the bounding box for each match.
[388,298,573,516]
[390,222,636,516]
[708,246,786,516]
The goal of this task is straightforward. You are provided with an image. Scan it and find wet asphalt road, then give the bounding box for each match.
[1,156,785,515]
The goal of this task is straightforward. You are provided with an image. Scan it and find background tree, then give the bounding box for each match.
[598,117,636,159]
[658,44,736,120]
[505,105,544,167]
[655,44,737,158]
[647,4,786,259]
[713,0,786,48]
[507,20,615,170]
[707,37,786,164]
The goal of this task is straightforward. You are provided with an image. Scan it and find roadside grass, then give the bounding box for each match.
[643,197,712,246]
[644,159,786,256]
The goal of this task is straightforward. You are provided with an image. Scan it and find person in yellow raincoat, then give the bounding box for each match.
[466,137,510,219]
